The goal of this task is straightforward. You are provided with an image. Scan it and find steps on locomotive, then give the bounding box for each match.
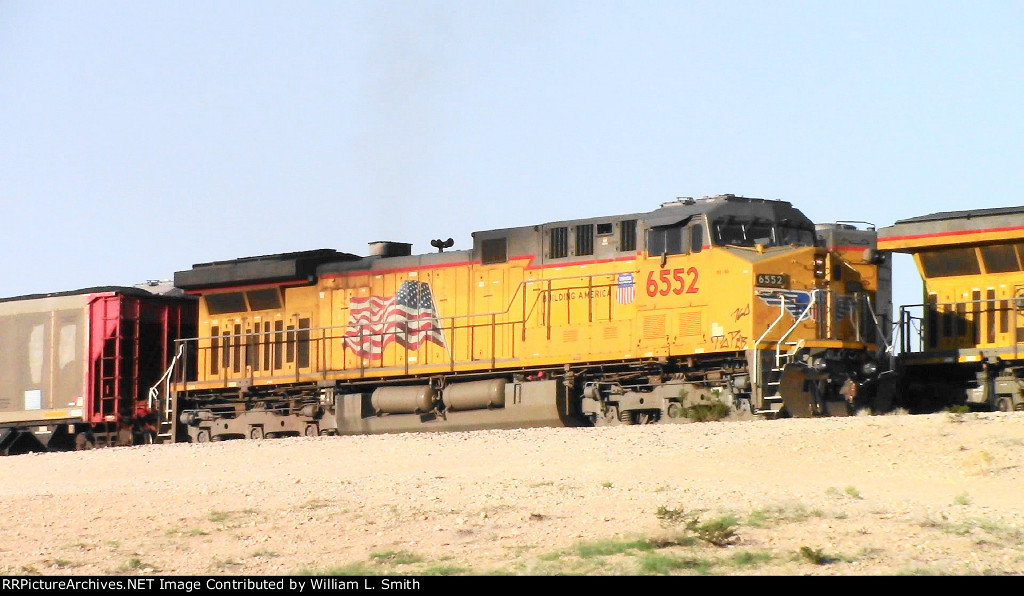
[756,383,787,416]
[754,365,788,415]
[755,347,799,416]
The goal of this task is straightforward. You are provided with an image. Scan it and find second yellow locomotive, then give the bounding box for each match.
[168,195,892,442]
[879,206,1024,412]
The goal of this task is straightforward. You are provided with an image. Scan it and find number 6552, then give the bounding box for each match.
[646,268,699,297]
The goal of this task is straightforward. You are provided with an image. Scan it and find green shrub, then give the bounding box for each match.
[682,401,731,422]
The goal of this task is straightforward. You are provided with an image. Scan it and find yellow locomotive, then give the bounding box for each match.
[168,195,891,442]
[879,206,1024,412]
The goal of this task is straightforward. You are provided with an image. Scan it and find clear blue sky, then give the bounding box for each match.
[2,1,1022,316]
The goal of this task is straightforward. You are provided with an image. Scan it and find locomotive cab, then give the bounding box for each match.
[629,196,891,419]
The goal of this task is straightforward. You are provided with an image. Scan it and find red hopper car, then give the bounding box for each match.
[0,287,195,454]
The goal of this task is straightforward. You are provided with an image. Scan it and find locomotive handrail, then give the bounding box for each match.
[898,297,1018,355]
[440,271,630,321]
[148,341,185,408]
[896,307,924,355]
[772,292,818,383]
[148,341,187,437]
[170,271,631,384]
[751,296,790,399]
[865,298,891,356]
[776,291,818,349]
[174,277,626,385]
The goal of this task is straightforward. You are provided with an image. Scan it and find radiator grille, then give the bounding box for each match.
[643,315,666,340]
[678,311,702,336]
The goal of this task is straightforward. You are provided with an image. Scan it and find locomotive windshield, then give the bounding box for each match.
[711,216,815,248]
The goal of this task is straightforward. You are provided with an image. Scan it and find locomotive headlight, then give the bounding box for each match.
[862,361,879,376]
[813,254,826,279]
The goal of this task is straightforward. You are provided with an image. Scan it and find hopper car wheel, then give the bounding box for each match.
[997,398,1014,413]
[250,426,264,440]
[304,424,318,437]
[196,430,211,444]
[619,409,635,425]
[635,412,652,425]
[74,433,94,451]
[666,403,683,419]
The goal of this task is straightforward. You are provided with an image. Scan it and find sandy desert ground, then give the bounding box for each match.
[2,411,1024,576]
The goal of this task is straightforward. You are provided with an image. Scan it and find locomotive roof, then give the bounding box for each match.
[472,194,808,235]
[187,248,357,269]
[177,195,814,289]
[892,206,1024,225]
[643,195,808,228]
[878,205,1024,252]
[175,248,360,290]
[0,285,159,304]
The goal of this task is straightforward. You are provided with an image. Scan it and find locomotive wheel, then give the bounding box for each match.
[592,407,619,427]
[249,426,264,440]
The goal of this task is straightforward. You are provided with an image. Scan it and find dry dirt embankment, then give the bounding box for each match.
[2,411,1024,576]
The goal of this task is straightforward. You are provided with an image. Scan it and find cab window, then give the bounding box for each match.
[246,289,282,311]
[690,223,704,253]
[777,220,816,245]
[648,225,685,256]
[648,219,703,257]
[920,248,981,278]
[980,243,1022,273]
[206,292,247,315]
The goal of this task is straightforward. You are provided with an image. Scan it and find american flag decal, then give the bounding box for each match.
[343,281,446,360]
[617,273,635,305]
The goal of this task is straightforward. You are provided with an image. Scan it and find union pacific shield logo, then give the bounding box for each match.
[617,273,635,305]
